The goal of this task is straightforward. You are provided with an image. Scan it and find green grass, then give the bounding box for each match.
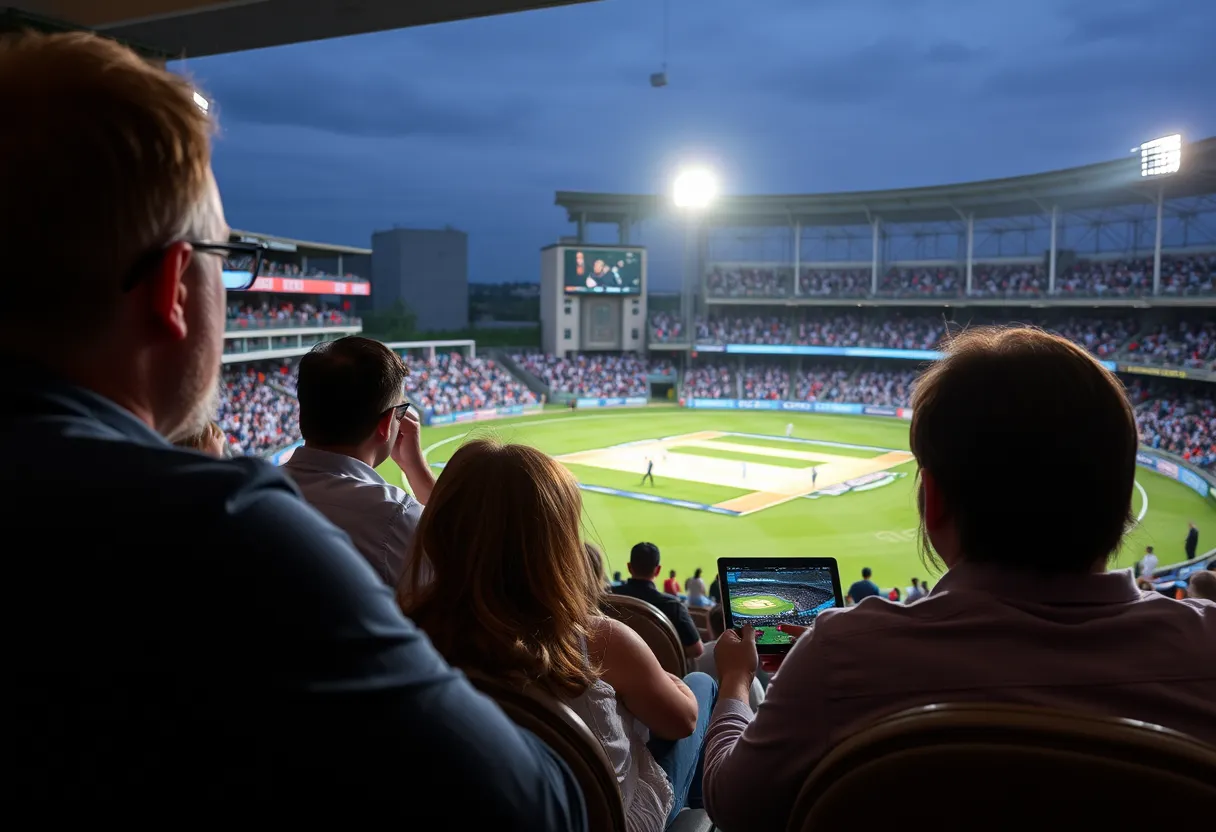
[668,444,817,469]
[562,463,746,505]
[381,405,1215,591]
[731,593,795,616]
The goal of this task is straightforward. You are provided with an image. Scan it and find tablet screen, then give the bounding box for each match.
[723,562,841,647]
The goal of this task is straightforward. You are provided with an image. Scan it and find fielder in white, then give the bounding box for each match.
[785,423,793,438]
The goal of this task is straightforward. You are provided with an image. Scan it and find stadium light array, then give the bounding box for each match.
[193,91,210,113]
[1137,134,1181,177]
[673,167,718,209]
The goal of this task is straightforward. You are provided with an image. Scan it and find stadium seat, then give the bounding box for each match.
[687,606,712,643]
[466,671,715,832]
[786,702,1216,830]
[467,670,627,832]
[601,595,688,677]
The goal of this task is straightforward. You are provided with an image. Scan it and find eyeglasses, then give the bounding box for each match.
[121,239,269,292]
[385,403,412,420]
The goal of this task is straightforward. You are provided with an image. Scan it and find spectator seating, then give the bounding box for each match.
[404,352,537,417]
[684,365,736,399]
[600,595,688,678]
[1128,380,1215,471]
[649,312,686,343]
[224,256,367,283]
[227,301,357,329]
[1122,321,1216,371]
[467,670,629,832]
[788,703,1216,829]
[514,353,673,398]
[702,253,1216,299]
[218,361,300,456]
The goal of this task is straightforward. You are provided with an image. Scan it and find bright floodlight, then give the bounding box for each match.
[193,91,210,113]
[673,168,718,209]
[1139,134,1181,177]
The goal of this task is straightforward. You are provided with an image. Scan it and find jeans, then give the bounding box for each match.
[647,671,717,829]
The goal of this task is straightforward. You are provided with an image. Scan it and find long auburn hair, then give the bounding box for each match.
[398,438,598,696]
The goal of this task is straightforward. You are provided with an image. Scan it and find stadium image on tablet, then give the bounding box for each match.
[717,557,844,653]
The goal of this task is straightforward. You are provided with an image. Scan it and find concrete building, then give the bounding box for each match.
[371,228,469,332]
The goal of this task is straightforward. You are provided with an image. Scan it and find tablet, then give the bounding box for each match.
[716,557,844,654]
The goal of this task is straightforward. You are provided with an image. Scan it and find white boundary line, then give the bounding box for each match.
[1134,479,1149,525]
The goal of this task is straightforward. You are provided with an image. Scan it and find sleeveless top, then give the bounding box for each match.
[565,677,673,832]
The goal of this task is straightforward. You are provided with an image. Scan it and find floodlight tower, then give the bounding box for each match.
[1136,134,1183,295]
[672,167,718,354]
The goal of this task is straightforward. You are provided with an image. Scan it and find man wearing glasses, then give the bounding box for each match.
[0,33,586,827]
[284,337,436,586]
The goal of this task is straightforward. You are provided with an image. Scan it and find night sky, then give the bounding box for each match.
[178,0,1216,288]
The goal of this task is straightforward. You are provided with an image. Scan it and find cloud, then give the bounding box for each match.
[195,61,531,139]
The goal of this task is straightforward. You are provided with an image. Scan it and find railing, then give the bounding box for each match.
[225,317,362,331]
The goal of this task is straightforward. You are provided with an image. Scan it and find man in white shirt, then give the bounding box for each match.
[285,337,436,586]
[1139,546,1159,580]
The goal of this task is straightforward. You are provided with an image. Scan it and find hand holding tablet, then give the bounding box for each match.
[716,557,844,655]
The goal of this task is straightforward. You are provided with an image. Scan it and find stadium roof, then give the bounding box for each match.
[556,136,1216,228]
[230,228,371,256]
[7,1,597,58]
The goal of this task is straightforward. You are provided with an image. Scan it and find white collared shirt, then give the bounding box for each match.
[283,445,423,587]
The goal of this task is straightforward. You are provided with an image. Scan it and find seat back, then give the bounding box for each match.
[788,703,1216,830]
[687,605,711,640]
[602,594,687,677]
[467,671,627,832]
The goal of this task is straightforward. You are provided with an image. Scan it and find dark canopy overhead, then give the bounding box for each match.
[7,1,597,57]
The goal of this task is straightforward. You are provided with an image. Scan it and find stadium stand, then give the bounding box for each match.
[1122,321,1216,371]
[218,361,300,456]
[514,353,675,398]
[1127,380,1216,472]
[404,351,538,417]
[701,253,1216,299]
[227,301,359,329]
[691,313,945,350]
[225,256,368,283]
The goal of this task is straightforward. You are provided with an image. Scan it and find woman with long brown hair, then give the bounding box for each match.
[399,438,716,832]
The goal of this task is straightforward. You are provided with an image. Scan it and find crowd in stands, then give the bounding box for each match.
[669,311,1216,371]
[403,352,537,417]
[227,300,357,328]
[514,353,673,398]
[1124,321,1216,370]
[649,311,686,343]
[688,362,917,407]
[684,364,736,399]
[225,255,368,282]
[702,253,1216,299]
[217,361,300,455]
[692,313,945,351]
[1127,381,1216,471]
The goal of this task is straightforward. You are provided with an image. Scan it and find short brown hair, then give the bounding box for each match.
[0,32,213,346]
[910,327,1137,572]
[296,337,408,445]
[1189,570,1216,602]
[399,439,597,697]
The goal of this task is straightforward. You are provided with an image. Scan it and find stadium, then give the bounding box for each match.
[11,0,1216,823]
[221,137,1216,594]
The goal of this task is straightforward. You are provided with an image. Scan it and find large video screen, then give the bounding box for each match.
[564,247,643,295]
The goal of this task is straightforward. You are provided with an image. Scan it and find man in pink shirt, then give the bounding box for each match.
[703,328,1216,832]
